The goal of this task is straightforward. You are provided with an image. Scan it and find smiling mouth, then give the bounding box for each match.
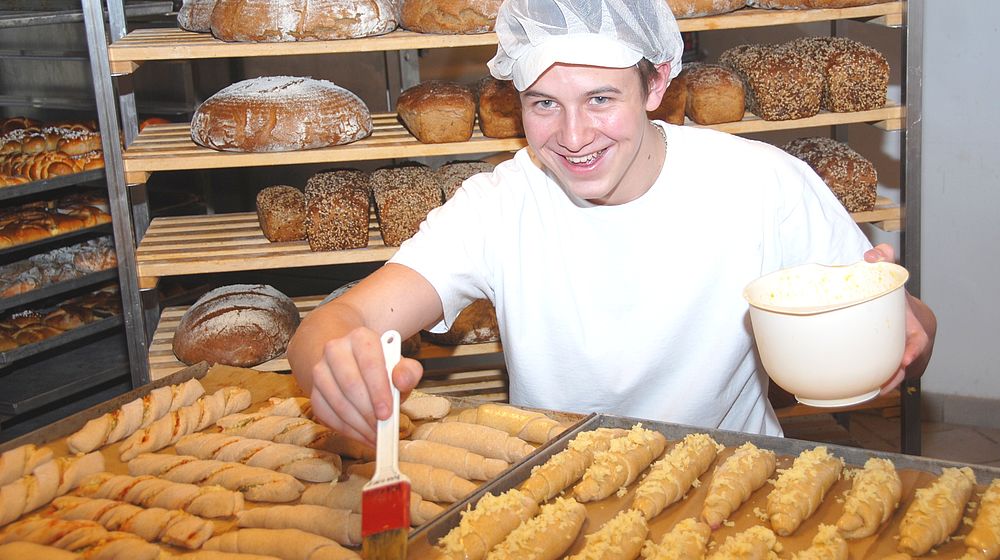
[564,148,606,165]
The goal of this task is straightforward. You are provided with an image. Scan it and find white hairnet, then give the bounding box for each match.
[488,0,684,91]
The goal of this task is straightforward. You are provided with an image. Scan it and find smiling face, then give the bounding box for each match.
[519,62,670,205]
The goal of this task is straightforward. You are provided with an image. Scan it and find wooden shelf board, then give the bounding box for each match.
[106,2,904,73]
[149,294,507,402]
[123,106,903,179]
[774,391,901,419]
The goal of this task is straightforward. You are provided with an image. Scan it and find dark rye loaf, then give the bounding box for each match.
[172,284,300,367]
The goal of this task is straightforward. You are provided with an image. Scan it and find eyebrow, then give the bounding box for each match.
[521,85,624,99]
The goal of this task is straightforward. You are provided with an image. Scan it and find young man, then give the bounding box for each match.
[288,0,935,445]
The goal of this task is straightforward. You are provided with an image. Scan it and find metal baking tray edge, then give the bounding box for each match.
[0,361,210,452]
[409,412,1000,549]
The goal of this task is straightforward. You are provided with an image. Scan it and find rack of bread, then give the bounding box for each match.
[0,363,996,559]
[0,117,105,188]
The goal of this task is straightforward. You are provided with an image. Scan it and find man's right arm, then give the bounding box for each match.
[286,262,444,445]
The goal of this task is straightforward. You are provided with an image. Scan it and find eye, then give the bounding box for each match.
[534,99,556,110]
[591,96,610,105]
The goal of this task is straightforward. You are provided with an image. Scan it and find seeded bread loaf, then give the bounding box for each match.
[210,0,398,42]
[748,0,891,8]
[191,76,372,152]
[720,43,823,121]
[401,0,501,34]
[434,161,495,200]
[304,170,371,251]
[477,77,523,138]
[256,186,306,242]
[782,137,877,212]
[667,0,745,18]
[787,36,889,113]
[648,72,688,125]
[397,81,476,144]
[371,166,442,247]
[173,284,300,367]
[422,299,500,345]
[683,63,746,125]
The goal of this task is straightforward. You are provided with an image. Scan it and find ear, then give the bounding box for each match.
[644,63,673,112]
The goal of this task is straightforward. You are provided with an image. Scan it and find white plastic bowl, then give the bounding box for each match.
[743,261,909,407]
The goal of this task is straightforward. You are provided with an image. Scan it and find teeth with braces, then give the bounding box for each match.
[566,150,602,164]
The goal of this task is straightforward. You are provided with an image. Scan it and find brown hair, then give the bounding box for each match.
[635,58,658,99]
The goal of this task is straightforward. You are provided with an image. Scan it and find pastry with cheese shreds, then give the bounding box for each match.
[519,427,627,503]
[573,424,668,502]
[701,442,776,529]
[706,525,781,560]
[0,443,53,486]
[118,386,252,461]
[640,517,711,560]
[76,472,244,519]
[790,524,848,560]
[67,378,204,453]
[411,421,535,462]
[835,457,901,539]
[897,466,976,556]
[766,446,843,536]
[632,433,721,520]
[445,403,566,444]
[965,478,1000,559]
[485,496,587,560]
[436,488,539,560]
[567,508,648,560]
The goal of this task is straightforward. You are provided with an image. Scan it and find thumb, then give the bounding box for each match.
[392,358,424,393]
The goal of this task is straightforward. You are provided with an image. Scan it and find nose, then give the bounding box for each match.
[557,108,595,153]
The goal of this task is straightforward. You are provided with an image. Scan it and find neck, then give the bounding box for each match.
[593,121,667,206]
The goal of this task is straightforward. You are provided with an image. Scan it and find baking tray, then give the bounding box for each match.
[0,267,118,313]
[0,169,105,202]
[409,413,1000,559]
[0,313,123,369]
[0,222,112,258]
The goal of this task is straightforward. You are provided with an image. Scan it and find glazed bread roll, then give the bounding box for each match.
[684,63,746,125]
[897,467,976,556]
[397,80,476,143]
[766,446,843,536]
[256,186,306,242]
[401,0,501,34]
[172,284,300,367]
[573,424,667,502]
[210,0,398,41]
[477,76,523,138]
[640,517,711,559]
[191,76,372,152]
[701,442,776,529]
[835,457,901,539]
[632,433,721,520]
[667,0,745,17]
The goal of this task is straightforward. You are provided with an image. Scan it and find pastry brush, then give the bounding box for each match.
[361,330,411,559]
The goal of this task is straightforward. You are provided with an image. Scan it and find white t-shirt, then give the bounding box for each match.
[391,123,871,436]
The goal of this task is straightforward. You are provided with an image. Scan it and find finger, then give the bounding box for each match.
[392,358,424,394]
[352,329,394,420]
[879,368,905,396]
[310,387,375,447]
[313,347,378,442]
[864,243,895,263]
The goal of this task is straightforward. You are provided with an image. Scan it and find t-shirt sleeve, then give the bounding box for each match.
[389,171,500,334]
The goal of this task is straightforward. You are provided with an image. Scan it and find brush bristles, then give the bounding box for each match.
[362,528,408,560]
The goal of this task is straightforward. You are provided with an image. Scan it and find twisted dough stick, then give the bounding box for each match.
[299,474,443,526]
[965,478,1000,559]
[176,432,342,483]
[76,472,243,519]
[203,528,359,560]
[0,542,79,560]
[43,495,214,549]
[790,524,847,560]
[127,453,304,503]
[67,378,204,453]
[701,442,776,530]
[0,451,104,527]
[412,421,535,462]
[898,466,976,556]
[639,518,711,560]
[706,526,780,560]
[567,508,648,560]
[436,488,539,560]
[254,396,312,417]
[347,460,477,503]
[632,433,721,520]
[766,446,843,536]
[0,443,53,486]
[119,386,252,461]
[445,403,566,444]
[398,439,508,481]
[573,424,667,502]
[835,457,901,539]
[0,517,160,560]
[519,427,628,503]
[216,413,374,460]
[485,496,587,560]
[236,504,361,546]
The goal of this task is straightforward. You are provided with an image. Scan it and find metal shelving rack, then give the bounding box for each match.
[81,0,925,453]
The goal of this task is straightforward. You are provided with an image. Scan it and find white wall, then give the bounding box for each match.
[919,2,1000,399]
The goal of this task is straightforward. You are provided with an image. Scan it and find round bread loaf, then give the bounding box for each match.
[178,0,217,32]
[191,76,372,152]
[401,0,501,34]
[172,284,300,367]
[210,0,398,42]
[667,0,745,18]
[748,0,890,8]
[422,299,499,345]
[396,81,475,144]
